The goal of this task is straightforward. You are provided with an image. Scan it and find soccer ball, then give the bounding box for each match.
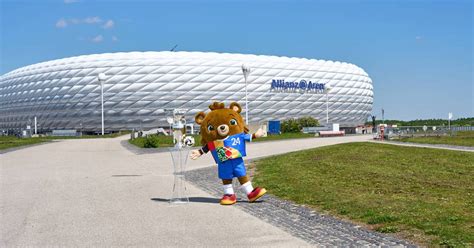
[183,136,195,147]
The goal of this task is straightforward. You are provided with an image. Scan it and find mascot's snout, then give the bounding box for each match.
[218,124,229,136]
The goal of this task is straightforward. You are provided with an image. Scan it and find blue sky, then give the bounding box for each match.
[1,0,472,120]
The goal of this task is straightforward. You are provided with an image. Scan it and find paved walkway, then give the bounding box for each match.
[1,134,400,247]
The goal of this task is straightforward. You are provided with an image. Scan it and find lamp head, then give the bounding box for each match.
[324,84,331,93]
[98,73,107,81]
[241,64,251,77]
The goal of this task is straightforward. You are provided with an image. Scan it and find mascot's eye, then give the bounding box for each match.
[207,124,214,132]
[229,119,237,125]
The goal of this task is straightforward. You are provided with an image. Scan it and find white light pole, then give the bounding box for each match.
[382,108,385,124]
[448,112,452,130]
[98,73,107,135]
[34,116,37,135]
[242,64,251,124]
[325,86,331,125]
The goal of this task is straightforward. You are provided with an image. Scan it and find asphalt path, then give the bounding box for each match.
[1,135,372,247]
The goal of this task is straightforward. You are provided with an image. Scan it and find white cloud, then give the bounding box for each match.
[102,20,114,29]
[56,19,68,28]
[112,36,118,42]
[56,17,116,29]
[70,18,80,24]
[91,35,103,43]
[64,0,79,3]
[64,17,104,25]
[84,17,102,24]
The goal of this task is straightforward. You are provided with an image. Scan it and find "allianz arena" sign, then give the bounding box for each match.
[271,79,326,93]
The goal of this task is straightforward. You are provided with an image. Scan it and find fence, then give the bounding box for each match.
[451,126,474,131]
[382,126,473,140]
[302,126,331,134]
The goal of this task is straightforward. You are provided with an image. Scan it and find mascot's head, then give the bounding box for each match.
[195,102,249,145]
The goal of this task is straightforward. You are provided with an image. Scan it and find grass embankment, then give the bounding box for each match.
[397,131,474,147]
[0,131,131,150]
[47,131,132,139]
[0,136,51,150]
[253,142,474,247]
[128,132,315,148]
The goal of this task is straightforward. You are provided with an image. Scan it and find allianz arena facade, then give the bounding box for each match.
[0,51,373,132]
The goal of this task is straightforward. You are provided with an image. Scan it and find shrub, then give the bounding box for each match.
[298,116,320,128]
[281,117,320,133]
[143,135,161,148]
[281,118,301,133]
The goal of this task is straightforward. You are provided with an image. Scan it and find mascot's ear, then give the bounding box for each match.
[195,112,206,125]
[209,102,225,110]
[229,102,242,113]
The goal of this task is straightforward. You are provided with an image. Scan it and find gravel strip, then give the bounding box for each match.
[186,165,416,247]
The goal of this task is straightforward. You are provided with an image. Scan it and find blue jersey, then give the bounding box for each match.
[207,132,252,164]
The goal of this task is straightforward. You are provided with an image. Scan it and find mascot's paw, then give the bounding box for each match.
[220,194,237,205]
[247,187,267,202]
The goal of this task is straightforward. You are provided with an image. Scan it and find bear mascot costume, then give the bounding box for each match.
[190,102,267,205]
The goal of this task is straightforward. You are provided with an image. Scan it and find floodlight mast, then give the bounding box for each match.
[242,64,251,125]
[325,86,331,125]
[98,73,106,135]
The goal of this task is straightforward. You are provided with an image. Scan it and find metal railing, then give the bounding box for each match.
[381,126,473,140]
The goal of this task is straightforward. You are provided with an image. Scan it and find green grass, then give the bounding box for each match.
[0,136,51,150]
[128,134,176,148]
[252,142,474,247]
[396,131,474,147]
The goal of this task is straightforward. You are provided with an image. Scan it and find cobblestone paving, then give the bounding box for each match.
[186,166,416,247]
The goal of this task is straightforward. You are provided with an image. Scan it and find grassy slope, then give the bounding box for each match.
[128,132,315,148]
[0,136,50,150]
[396,131,474,147]
[48,131,131,139]
[253,142,474,247]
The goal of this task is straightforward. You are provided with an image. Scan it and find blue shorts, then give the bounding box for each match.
[217,158,247,179]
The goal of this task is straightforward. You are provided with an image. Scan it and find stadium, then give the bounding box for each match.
[0,51,373,133]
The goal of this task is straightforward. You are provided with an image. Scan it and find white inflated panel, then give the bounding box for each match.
[0,51,373,131]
